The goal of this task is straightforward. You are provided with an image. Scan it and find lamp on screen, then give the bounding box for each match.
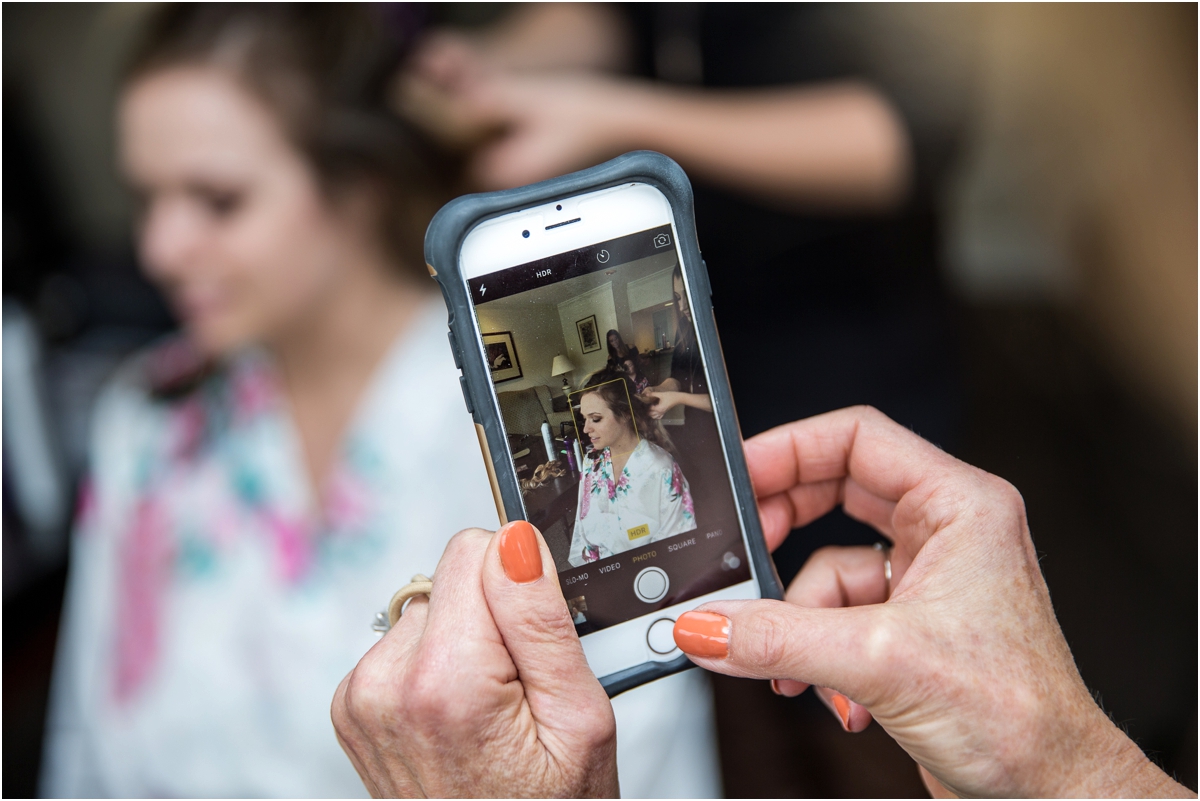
[551,354,575,390]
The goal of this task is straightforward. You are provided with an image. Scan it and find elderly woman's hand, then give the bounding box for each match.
[331,522,617,798]
[673,406,1191,798]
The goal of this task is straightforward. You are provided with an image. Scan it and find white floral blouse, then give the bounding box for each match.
[40,302,720,798]
[568,439,696,567]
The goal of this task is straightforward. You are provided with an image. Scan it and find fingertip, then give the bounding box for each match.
[770,678,806,697]
[817,688,873,733]
[497,520,544,584]
[756,495,792,551]
[674,611,730,658]
[831,692,851,730]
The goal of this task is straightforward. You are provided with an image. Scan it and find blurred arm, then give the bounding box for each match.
[616,81,912,210]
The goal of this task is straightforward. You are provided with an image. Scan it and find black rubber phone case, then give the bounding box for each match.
[425,151,783,697]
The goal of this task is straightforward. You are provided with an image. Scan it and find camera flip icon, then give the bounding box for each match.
[652,232,671,248]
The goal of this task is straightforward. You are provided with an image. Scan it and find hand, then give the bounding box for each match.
[644,390,684,419]
[332,521,618,797]
[645,390,711,419]
[673,406,1192,798]
[397,46,646,190]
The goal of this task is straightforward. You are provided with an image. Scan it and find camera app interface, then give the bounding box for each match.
[469,225,751,633]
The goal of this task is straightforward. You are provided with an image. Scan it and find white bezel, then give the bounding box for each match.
[460,182,761,679]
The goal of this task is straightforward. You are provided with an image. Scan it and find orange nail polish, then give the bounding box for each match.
[497,521,542,583]
[673,611,730,658]
[832,693,851,730]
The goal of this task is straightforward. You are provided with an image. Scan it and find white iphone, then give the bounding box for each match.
[427,153,781,693]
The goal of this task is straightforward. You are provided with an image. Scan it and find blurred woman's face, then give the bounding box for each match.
[580,392,631,453]
[119,66,366,355]
[672,274,691,324]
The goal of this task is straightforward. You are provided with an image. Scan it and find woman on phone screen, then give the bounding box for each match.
[568,374,695,566]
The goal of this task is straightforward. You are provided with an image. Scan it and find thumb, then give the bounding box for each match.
[672,599,888,704]
[481,521,611,736]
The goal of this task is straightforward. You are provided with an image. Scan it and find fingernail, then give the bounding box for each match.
[771,678,804,697]
[673,611,730,658]
[832,693,851,730]
[497,520,543,584]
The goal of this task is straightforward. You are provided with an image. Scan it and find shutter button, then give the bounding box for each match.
[633,566,669,603]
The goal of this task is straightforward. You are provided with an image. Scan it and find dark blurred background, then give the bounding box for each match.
[4,3,1195,797]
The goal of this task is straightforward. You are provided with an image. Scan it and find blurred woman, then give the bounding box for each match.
[604,328,637,367]
[568,374,694,566]
[41,6,717,798]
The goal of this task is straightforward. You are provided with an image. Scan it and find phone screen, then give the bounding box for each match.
[469,224,752,633]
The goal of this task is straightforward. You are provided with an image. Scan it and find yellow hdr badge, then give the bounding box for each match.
[627,524,650,541]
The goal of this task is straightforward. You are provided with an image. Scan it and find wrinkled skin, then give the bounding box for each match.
[331,527,617,798]
[333,406,1193,798]
[686,406,1192,798]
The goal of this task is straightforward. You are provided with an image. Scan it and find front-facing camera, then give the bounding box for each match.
[522,230,530,238]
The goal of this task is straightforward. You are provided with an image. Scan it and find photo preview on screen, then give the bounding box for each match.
[470,225,751,633]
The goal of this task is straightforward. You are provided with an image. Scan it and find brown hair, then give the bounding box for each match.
[577,371,674,456]
[671,263,695,347]
[125,3,446,276]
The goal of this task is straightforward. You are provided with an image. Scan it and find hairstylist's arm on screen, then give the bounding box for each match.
[333,406,1194,798]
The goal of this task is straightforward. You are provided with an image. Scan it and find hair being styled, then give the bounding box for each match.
[578,370,673,456]
[125,3,445,275]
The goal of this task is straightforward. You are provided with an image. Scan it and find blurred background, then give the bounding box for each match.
[4,3,1195,797]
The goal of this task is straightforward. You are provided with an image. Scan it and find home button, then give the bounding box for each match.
[633,566,669,603]
[646,618,678,655]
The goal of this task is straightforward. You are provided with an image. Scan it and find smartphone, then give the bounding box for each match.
[427,152,781,695]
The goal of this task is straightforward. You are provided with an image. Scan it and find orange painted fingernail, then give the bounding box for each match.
[674,611,730,658]
[497,520,543,583]
[832,693,851,730]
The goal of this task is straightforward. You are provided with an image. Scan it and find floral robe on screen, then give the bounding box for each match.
[568,439,696,567]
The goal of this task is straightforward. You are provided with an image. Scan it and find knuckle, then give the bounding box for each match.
[443,527,490,559]
[579,708,617,754]
[990,476,1026,515]
[435,528,491,577]
[809,545,842,569]
[341,665,388,727]
[736,607,794,672]
[398,661,448,722]
[525,599,577,642]
[330,679,353,732]
[859,613,904,672]
[848,403,879,419]
[399,659,478,734]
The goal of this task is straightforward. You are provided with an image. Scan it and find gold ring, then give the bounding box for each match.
[387,573,433,628]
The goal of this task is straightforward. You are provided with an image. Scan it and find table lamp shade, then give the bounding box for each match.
[551,354,575,376]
